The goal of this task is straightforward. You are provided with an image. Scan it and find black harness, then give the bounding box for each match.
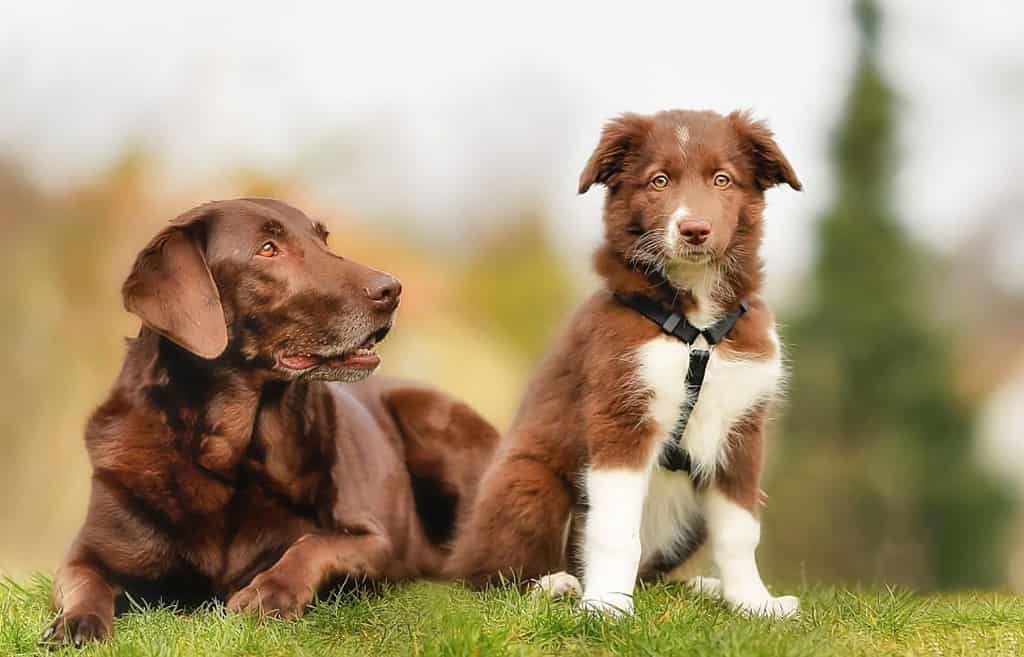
[614,293,748,474]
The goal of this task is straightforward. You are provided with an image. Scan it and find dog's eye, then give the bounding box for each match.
[713,172,732,189]
[257,241,279,258]
[649,173,670,190]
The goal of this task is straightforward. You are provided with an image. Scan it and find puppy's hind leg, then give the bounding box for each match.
[445,454,573,588]
[661,542,721,595]
[533,571,582,599]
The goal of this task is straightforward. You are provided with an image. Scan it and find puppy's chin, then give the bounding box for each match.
[668,250,715,267]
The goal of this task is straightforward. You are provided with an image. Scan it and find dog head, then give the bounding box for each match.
[122,198,401,382]
[579,110,800,282]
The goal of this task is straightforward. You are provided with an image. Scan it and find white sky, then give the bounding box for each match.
[2,0,1022,297]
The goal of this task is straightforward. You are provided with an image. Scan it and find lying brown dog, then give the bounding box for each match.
[43,198,498,646]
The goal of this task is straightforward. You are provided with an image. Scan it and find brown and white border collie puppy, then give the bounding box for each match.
[447,109,802,617]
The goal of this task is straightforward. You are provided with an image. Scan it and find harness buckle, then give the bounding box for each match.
[661,313,682,334]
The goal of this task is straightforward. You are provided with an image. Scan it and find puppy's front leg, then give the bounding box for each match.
[580,467,650,615]
[578,378,661,616]
[228,517,392,619]
[703,414,798,618]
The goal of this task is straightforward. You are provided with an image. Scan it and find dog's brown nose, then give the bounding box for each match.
[365,275,402,311]
[678,219,711,245]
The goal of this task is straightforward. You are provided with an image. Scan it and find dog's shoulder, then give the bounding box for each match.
[719,295,780,361]
[574,290,667,360]
[83,340,237,522]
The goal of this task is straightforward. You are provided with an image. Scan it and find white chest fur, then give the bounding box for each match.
[635,333,782,476]
[632,332,783,562]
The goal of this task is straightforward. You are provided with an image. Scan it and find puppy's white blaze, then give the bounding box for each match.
[582,468,650,611]
[670,205,692,220]
[665,205,692,253]
[675,125,690,150]
[704,488,799,617]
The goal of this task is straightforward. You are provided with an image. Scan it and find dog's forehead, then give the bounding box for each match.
[649,112,738,164]
[213,200,315,234]
[198,200,322,262]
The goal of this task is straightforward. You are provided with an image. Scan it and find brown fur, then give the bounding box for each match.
[43,199,498,646]
[447,109,799,586]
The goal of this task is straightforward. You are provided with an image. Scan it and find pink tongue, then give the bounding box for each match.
[280,354,321,370]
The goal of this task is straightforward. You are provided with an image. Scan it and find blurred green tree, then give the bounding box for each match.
[766,0,1013,588]
[457,209,575,360]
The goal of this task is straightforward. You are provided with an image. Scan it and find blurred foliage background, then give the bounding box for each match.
[765,0,1013,590]
[2,0,1023,592]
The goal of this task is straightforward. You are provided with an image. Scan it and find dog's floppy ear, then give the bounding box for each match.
[728,110,802,191]
[122,208,228,359]
[578,113,652,194]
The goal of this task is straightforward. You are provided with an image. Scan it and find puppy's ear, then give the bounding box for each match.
[578,113,652,194]
[728,110,802,191]
[122,208,228,359]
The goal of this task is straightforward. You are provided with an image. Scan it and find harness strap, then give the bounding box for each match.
[613,293,748,474]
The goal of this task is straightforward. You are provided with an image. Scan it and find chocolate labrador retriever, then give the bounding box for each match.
[43,198,498,646]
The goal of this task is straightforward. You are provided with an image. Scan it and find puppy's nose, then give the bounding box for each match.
[678,219,712,245]
[365,275,402,311]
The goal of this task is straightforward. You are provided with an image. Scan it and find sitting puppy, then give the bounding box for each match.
[44,199,498,645]
[447,110,802,617]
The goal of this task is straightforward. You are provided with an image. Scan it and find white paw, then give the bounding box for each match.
[727,594,800,618]
[532,572,582,599]
[580,591,634,616]
[686,576,723,596]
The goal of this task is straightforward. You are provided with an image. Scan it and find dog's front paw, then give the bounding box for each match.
[532,571,582,599]
[580,591,634,616]
[227,573,314,620]
[727,593,800,619]
[41,611,111,647]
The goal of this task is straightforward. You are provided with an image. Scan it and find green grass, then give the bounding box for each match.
[2,575,1022,657]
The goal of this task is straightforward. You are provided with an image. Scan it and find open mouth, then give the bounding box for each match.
[277,324,392,372]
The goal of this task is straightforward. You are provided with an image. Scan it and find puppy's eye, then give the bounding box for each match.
[650,173,670,190]
[257,241,279,258]
[713,172,732,189]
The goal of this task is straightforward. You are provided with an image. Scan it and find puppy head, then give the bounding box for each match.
[579,110,800,277]
[122,198,401,382]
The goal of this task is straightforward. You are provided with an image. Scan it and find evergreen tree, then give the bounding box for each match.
[766,0,1012,588]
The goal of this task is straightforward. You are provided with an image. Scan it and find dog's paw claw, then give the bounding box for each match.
[41,612,110,647]
[532,572,582,599]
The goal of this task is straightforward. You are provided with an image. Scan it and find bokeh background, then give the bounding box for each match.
[2,0,1022,592]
